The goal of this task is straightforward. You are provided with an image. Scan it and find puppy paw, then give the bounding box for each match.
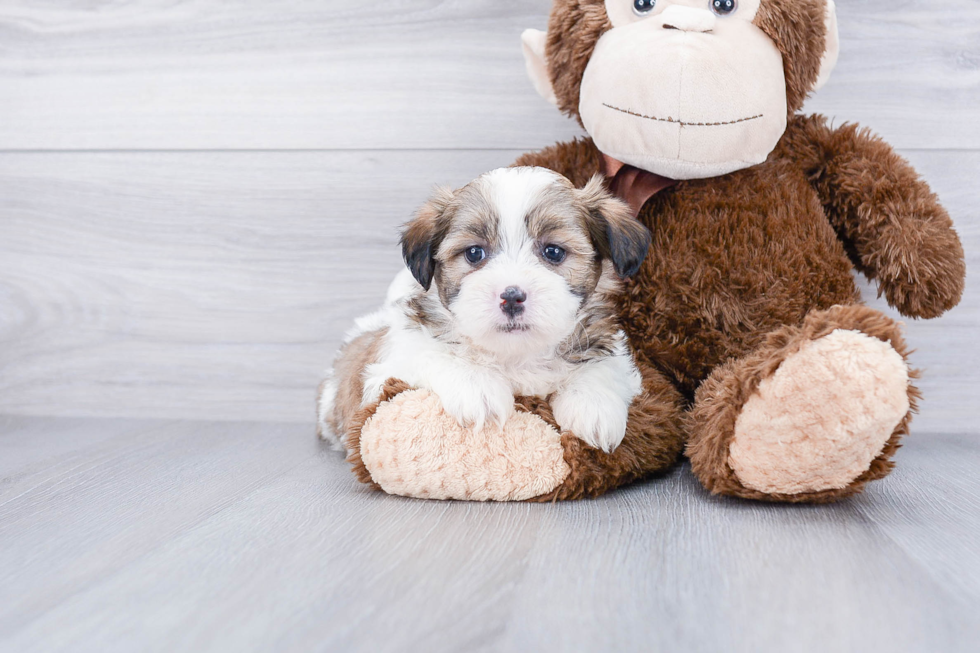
[552,388,630,453]
[432,373,515,431]
[361,375,388,406]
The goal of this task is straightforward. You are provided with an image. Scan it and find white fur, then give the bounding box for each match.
[551,333,642,452]
[343,167,643,452]
[317,375,344,451]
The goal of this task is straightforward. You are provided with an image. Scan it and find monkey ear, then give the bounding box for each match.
[521,29,559,107]
[813,0,840,91]
[579,175,652,279]
[400,188,455,291]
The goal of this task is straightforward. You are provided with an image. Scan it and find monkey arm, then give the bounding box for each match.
[785,114,966,319]
[512,138,603,188]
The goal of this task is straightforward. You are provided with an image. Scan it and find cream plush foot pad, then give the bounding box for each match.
[358,389,571,501]
[729,329,910,495]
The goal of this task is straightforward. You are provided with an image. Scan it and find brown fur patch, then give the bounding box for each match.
[557,268,623,364]
[546,0,612,125]
[523,179,606,298]
[752,0,830,115]
[428,177,511,308]
[323,329,387,439]
[404,291,454,338]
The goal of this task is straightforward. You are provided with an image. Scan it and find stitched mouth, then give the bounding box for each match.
[603,103,763,127]
[497,323,531,334]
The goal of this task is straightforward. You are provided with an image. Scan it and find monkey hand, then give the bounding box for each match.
[864,204,966,319]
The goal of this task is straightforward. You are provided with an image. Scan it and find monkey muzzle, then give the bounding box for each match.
[578,13,788,180]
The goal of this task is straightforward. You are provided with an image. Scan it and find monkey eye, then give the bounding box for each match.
[542,245,567,264]
[463,246,486,265]
[633,0,657,16]
[710,0,737,15]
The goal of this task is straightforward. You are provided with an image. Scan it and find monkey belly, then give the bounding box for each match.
[621,161,861,399]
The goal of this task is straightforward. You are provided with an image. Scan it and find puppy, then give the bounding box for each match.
[318,167,651,453]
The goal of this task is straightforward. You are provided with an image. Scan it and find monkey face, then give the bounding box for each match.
[582,0,786,179]
[523,0,839,180]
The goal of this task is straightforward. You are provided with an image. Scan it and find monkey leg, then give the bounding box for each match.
[686,305,918,503]
[343,361,686,502]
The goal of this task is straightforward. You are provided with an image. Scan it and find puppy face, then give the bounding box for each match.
[401,167,650,358]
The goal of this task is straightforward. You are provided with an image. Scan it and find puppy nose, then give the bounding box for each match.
[661,6,716,33]
[500,286,527,318]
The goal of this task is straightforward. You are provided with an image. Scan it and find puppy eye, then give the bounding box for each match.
[543,245,566,264]
[710,0,737,15]
[463,246,486,264]
[633,0,656,15]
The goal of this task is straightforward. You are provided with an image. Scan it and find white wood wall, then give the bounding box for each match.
[1,0,978,431]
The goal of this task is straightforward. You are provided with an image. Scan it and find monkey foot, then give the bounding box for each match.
[687,305,918,503]
[728,329,910,495]
[352,387,571,502]
[341,361,686,501]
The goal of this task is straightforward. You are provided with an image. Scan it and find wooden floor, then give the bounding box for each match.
[0,415,977,652]
[1,1,980,651]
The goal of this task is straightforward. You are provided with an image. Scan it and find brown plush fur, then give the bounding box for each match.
[514,114,964,501]
[545,0,611,124]
[753,0,829,115]
[783,116,966,318]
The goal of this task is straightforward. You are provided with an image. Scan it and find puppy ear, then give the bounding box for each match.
[579,174,652,279]
[400,187,455,291]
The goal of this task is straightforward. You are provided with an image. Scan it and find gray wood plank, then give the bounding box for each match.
[0,416,319,637]
[0,416,977,652]
[851,433,980,605]
[1,149,977,431]
[0,0,978,151]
